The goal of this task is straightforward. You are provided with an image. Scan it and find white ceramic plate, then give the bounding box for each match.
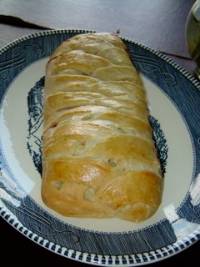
[0,30,200,266]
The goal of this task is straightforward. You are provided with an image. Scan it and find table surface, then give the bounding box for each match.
[0,0,199,266]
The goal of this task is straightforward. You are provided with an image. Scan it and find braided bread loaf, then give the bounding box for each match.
[42,33,163,222]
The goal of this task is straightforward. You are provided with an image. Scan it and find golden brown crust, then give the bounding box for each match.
[42,33,163,222]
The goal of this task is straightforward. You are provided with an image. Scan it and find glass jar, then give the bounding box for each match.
[186,0,200,78]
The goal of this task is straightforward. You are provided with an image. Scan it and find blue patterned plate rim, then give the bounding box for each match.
[0,29,200,266]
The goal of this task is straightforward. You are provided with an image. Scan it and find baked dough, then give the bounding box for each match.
[42,33,163,222]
